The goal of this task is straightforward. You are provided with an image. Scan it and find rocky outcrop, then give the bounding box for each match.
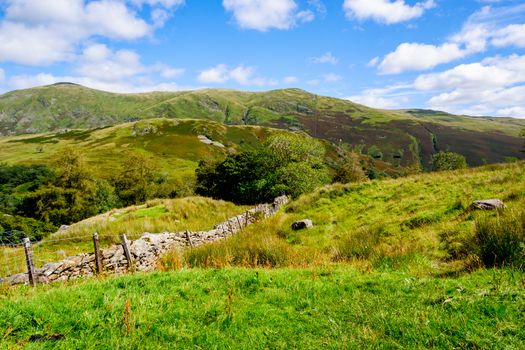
[471,199,506,210]
[1,196,288,286]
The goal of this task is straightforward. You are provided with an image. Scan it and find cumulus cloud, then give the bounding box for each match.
[378,43,467,74]
[8,72,186,93]
[222,0,314,31]
[343,0,435,25]
[346,85,412,109]
[7,43,185,93]
[198,64,277,86]
[413,54,525,117]
[0,0,178,65]
[375,4,525,74]
[310,52,338,65]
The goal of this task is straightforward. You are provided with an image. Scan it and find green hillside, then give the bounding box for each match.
[1,83,524,168]
[183,161,525,272]
[0,118,288,182]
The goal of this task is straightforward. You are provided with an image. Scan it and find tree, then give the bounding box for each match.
[114,151,161,205]
[19,147,118,225]
[431,151,467,171]
[196,134,330,204]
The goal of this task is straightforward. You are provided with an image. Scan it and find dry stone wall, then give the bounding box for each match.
[1,196,289,286]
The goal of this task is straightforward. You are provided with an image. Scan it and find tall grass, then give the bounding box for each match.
[474,209,525,269]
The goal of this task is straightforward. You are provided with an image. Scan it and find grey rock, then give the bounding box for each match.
[471,199,506,210]
[292,219,314,231]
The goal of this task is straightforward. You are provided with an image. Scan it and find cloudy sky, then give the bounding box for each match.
[0,0,524,117]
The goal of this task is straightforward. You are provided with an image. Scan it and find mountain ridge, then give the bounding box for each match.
[1,83,524,168]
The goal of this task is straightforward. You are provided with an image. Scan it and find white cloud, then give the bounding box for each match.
[8,72,187,93]
[375,4,525,74]
[492,24,525,48]
[367,56,379,67]
[343,0,435,25]
[346,85,411,109]
[310,52,338,65]
[159,66,185,79]
[197,64,277,86]
[7,43,185,93]
[323,73,342,82]
[198,64,230,84]
[223,0,313,31]
[378,43,468,74]
[413,54,525,117]
[130,0,185,8]
[0,0,177,66]
[283,76,299,84]
[0,68,5,82]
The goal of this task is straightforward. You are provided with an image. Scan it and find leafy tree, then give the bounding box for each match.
[114,151,162,205]
[0,163,55,214]
[20,147,118,225]
[0,214,56,244]
[431,151,467,171]
[196,134,329,204]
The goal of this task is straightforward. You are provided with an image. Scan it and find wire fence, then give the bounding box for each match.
[0,232,145,279]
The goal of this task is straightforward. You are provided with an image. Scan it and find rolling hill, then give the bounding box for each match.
[1,83,523,169]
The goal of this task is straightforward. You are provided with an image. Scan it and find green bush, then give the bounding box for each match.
[431,151,467,171]
[474,210,525,269]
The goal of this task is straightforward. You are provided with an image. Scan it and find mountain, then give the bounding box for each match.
[1,83,524,168]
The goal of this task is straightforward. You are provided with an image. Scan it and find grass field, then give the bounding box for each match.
[0,267,524,349]
[180,161,525,273]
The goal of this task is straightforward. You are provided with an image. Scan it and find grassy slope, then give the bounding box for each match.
[0,268,524,349]
[1,83,524,167]
[0,118,285,181]
[184,161,525,272]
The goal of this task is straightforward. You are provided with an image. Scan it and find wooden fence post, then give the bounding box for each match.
[120,234,134,271]
[185,231,194,247]
[93,233,102,274]
[23,237,36,287]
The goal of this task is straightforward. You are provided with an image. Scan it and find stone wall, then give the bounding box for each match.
[1,196,289,286]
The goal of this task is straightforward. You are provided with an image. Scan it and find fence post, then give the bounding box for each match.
[185,231,194,247]
[23,238,36,287]
[245,211,249,227]
[120,234,134,271]
[3,249,10,277]
[93,233,102,274]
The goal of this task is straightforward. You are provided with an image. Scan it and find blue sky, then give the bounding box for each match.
[0,0,524,118]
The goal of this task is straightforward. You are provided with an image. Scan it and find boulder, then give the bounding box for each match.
[471,199,506,210]
[292,219,314,231]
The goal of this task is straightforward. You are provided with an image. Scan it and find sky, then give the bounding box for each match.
[0,0,524,118]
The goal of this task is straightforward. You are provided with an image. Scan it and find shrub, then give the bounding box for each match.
[474,210,525,269]
[431,151,467,171]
